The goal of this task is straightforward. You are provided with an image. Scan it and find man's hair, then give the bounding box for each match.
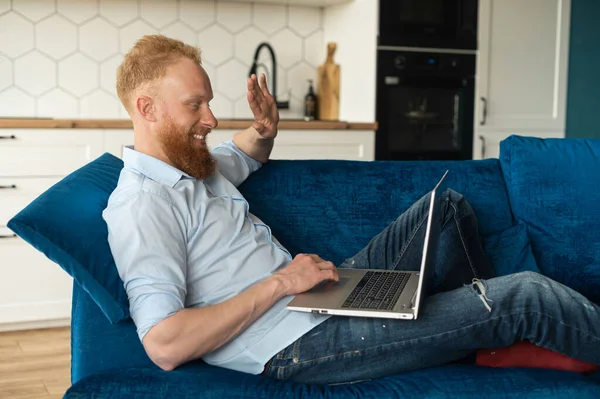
[117,34,202,115]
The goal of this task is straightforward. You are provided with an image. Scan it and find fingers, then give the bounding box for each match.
[247,75,269,118]
[306,254,324,263]
[259,73,268,92]
[321,268,339,282]
[247,88,262,117]
[249,74,266,102]
[296,253,336,270]
[249,73,275,110]
[301,253,332,264]
[259,74,275,105]
[248,75,263,101]
[319,261,336,271]
[303,254,337,274]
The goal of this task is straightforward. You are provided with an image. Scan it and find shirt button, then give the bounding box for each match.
[293,357,299,364]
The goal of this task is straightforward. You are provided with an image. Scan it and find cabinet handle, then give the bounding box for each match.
[0,184,17,189]
[0,233,17,239]
[480,97,487,126]
[479,135,486,159]
[0,135,16,140]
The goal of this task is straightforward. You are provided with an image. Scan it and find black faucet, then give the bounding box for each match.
[249,42,289,109]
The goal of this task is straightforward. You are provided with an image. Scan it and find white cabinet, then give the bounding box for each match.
[269,130,374,160]
[473,0,571,159]
[217,0,353,7]
[104,128,375,161]
[0,233,74,326]
[0,130,104,177]
[104,129,134,159]
[0,130,104,330]
[207,129,375,161]
[476,132,503,161]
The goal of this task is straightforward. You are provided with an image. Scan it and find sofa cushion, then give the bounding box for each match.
[70,281,155,383]
[481,222,540,276]
[499,135,600,302]
[64,364,600,399]
[7,153,129,323]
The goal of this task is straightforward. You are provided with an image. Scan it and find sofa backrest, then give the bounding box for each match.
[239,158,517,266]
[499,135,600,303]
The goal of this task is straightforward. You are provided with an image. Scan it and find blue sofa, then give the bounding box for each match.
[7,135,600,398]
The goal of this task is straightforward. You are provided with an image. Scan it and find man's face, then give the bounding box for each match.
[153,57,218,180]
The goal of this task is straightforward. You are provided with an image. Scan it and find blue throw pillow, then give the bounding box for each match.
[482,222,540,276]
[7,153,130,323]
[499,135,600,302]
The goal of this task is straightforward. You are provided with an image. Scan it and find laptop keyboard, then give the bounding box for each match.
[341,271,411,311]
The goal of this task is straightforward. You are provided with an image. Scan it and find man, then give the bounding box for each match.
[103,35,600,385]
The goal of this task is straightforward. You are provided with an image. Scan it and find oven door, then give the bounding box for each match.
[376,76,475,161]
[379,0,478,50]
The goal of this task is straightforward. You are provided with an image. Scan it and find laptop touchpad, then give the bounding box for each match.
[310,276,352,293]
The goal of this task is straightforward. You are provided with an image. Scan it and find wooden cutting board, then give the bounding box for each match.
[317,42,340,121]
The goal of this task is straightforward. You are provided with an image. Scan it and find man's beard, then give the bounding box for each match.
[157,115,216,180]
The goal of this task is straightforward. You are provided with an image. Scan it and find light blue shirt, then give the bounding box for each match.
[102,139,328,375]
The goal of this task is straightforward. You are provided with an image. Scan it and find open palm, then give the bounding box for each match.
[247,73,279,139]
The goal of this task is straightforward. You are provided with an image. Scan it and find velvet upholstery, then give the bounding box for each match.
[499,135,600,302]
[7,135,599,398]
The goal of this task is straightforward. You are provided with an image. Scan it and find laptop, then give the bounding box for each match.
[286,170,449,320]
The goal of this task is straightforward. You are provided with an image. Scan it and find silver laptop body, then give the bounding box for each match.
[286,170,448,320]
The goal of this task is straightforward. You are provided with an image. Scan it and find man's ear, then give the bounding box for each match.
[136,95,157,122]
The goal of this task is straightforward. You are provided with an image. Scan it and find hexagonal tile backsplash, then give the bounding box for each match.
[0,0,326,120]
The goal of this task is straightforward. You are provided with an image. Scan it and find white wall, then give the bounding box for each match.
[323,0,378,123]
[0,0,327,121]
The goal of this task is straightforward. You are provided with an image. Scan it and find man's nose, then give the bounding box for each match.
[202,109,218,129]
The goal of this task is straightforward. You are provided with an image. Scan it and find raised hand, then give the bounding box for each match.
[247,73,279,139]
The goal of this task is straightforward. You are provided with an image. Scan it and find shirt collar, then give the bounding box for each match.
[122,146,193,187]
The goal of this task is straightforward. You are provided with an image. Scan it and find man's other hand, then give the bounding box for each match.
[275,253,339,296]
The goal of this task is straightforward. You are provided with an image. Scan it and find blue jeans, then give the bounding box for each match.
[263,189,600,384]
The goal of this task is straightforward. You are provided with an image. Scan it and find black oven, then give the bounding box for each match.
[379,0,478,50]
[375,49,475,161]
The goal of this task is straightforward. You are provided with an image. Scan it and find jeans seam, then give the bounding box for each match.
[288,348,362,367]
[293,339,300,361]
[448,201,480,279]
[541,312,600,341]
[277,339,303,379]
[391,210,429,270]
[276,348,285,359]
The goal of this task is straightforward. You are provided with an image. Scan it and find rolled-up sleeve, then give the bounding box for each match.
[211,139,263,187]
[104,192,187,341]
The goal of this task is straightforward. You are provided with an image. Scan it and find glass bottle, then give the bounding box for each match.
[304,79,318,121]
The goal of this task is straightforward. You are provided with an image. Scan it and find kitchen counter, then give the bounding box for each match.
[0,119,378,130]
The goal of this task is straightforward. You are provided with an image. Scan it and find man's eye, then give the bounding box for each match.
[190,103,199,110]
